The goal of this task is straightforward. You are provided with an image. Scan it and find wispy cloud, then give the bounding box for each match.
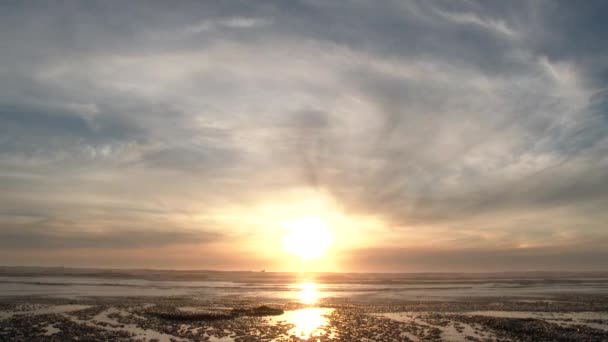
[1,0,607,270]
[185,16,271,33]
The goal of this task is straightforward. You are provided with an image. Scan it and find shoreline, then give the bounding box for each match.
[1,294,607,341]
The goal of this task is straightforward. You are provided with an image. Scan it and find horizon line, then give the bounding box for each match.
[2,265,608,275]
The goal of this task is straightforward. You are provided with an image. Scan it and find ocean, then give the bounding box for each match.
[2,268,608,341]
[1,268,608,301]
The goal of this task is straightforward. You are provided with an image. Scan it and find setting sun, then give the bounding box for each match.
[282,216,333,260]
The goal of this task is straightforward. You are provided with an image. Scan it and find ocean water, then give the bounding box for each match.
[1,270,608,301]
[2,270,608,341]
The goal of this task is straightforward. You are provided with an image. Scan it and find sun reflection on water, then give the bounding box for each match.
[288,308,332,339]
[268,307,334,340]
[267,282,333,340]
[297,282,319,304]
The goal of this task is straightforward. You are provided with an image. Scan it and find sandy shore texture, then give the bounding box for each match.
[1,294,608,341]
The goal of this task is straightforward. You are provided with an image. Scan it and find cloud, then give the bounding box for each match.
[0,219,221,250]
[185,17,270,33]
[343,245,608,272]
[436,10,516,37]
[140,145,239,173]
[0,0,607,269]
[0,103,140,146]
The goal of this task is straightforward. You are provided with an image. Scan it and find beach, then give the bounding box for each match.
[1,269,608,341]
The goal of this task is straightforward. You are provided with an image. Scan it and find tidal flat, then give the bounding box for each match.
[1,269,608,341]
[1,295,608,341]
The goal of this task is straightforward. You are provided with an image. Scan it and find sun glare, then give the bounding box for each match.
[282,216,333,260]
[267,306,333,340]
[297,282,319,304]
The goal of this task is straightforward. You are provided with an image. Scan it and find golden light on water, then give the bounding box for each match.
[268,306,334,340]
[297,282,320,304]
[284,308,331,339]
[267,282,332,340]
[282,216,333,261]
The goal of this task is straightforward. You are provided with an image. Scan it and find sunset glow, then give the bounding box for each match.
[297,282,320,304]
[267,307,333,340]
[282,216,333,260]
[283,308,329,339]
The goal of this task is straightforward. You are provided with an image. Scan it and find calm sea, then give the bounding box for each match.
[1,269,607,302]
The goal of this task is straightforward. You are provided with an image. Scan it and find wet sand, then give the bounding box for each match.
[1,294,608,341]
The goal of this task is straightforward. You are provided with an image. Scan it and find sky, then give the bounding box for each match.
[1,0,608,272]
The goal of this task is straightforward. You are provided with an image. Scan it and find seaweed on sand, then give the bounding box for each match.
[231,305,284,317]
[147,305,284,321]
